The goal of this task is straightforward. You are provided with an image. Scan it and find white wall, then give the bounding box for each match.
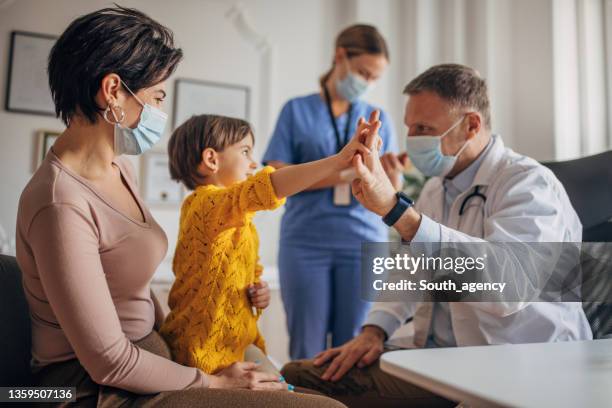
[1,0,582,264]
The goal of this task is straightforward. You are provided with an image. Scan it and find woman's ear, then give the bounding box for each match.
[200,147,219,174]
[333,47,342,64]
[98,73,122,108]
[334,47,349,65]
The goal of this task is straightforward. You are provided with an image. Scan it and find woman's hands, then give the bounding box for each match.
[248,281,270,309]
[209,361,293,391]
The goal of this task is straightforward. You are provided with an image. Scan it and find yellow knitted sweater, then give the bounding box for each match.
[160,166,285,374]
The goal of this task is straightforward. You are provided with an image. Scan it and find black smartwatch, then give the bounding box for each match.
[382,192,414,226]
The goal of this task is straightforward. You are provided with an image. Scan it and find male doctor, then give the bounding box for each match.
[282,64,592,407]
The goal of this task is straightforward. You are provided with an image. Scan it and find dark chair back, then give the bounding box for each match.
[542,151,612,339]
[543,150,612,241]
[0,255,33,385]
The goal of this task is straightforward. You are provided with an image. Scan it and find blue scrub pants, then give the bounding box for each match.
[278,242,370,360]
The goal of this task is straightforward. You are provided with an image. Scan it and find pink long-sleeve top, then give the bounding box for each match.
[15,150,209,393]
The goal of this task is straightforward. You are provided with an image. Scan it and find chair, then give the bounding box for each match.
[0,254,33,385]
[542,150,612,338]
[543,150,612,242]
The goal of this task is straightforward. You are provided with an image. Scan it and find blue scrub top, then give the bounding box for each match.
[262,93,398,250]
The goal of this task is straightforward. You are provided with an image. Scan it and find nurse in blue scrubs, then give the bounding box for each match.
[263,24,402,359]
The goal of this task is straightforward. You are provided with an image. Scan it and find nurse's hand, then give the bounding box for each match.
[351,121,397,217]
[313,326,385,382]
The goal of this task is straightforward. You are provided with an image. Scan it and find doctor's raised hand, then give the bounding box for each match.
[351,111,423,240]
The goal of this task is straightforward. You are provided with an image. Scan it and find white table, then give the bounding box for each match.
[380,339,612,408]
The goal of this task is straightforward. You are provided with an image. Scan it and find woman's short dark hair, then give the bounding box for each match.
[168,115,254,190]
[48,5,183,125]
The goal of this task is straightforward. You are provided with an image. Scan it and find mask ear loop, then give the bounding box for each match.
[454,136,472,158]
[119,79,145,107]
[441,115,472,157]
[440,116,466,138]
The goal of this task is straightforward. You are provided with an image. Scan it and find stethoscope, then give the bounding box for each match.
[459,185,487,216]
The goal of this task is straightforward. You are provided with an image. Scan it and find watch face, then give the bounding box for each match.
[397,192,414,206]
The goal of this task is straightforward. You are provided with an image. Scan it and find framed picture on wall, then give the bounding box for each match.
[5,31,57,116]
[141,151,185,206]
[173,78,250,128]
[37,130,60,167]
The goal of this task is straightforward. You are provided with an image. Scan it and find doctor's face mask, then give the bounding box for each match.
[405,116,470,178]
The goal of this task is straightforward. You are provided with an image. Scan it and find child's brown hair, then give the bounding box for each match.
[168,114,253,190]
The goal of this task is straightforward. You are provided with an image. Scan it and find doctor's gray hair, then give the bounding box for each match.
[403,64,491,130]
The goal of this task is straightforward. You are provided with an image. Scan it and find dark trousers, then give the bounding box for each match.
[281,352,456,408]
[34,330,345,408]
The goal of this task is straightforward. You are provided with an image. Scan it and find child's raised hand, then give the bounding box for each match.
[337,111,381,170]
[361,110,383,152]
[248,281,270,309]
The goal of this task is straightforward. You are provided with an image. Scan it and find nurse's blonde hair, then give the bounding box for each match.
[320,24,389,89]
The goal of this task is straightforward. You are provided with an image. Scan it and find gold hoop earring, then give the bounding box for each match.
[103,103,125,125]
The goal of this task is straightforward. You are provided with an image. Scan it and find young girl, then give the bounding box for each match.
[160,114,379,379]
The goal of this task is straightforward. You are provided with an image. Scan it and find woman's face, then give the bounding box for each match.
[338,52,388,85]
[120,80,167,129]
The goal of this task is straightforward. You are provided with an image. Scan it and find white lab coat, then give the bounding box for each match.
[370,135,593,348]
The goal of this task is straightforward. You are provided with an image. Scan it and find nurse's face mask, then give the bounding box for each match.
[103,79,168,156]
[335,57,372,102]
[405,115,471,178]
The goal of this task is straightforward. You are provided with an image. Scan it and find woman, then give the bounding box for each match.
[263,25,403,360]
[15,6,342,407]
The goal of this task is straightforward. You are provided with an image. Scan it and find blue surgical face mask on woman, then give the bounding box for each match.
[405,116,470,177]
[104,80,168,156]
[336,59,371,102]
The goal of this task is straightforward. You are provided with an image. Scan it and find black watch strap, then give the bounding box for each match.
[382,192,414,226]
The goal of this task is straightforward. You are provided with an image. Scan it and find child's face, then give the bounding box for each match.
[216,134,257,185]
